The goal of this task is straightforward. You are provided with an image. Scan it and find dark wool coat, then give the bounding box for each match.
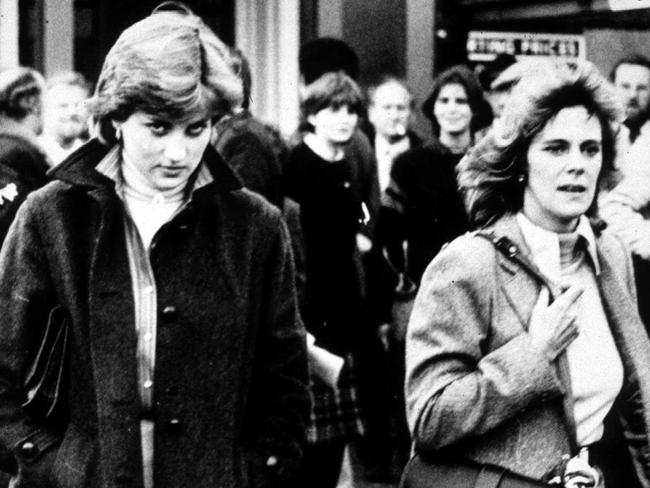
[406,214,650,484]
[0,140,310,487]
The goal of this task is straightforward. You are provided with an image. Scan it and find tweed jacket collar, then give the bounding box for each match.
[483,213,606,298]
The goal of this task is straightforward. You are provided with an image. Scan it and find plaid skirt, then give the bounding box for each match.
[306,353,367,444]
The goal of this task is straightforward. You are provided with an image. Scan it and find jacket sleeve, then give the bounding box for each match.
[244,211,309,486]
[405,236,564,452]
[0,196,61,480]
[600,192,650,260]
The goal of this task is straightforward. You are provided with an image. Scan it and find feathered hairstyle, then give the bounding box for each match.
[88,2,243,146]
[421,64,493,136]
[457,60,622,228]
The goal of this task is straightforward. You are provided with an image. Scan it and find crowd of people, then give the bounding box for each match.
[1,1,650,487]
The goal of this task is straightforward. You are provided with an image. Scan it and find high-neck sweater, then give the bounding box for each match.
[121,153,187,250]
[518,213,624,446]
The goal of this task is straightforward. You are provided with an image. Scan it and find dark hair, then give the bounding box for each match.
[478,53,517,92]
[301,72,363,130]
[0,67,45,120]
[422,65,493,136]
[299,37,359,84]
[610,54,650,82]
[458,60,621,228]
[88,3,242,145]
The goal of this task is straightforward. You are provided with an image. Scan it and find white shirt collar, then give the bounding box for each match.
[516,212,600,283]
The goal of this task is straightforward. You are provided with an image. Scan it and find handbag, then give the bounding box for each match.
[400,453,548,488]
[22,305,69,420]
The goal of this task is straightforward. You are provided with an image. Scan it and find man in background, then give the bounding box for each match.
[364,76,421,194]
[39,71,91,166]
[612,55,650,147]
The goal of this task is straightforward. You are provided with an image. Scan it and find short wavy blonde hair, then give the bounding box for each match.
[457,60,622,228]
[89,4,243,145]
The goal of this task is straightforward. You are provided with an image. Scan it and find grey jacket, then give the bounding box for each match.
[405,213,650,484]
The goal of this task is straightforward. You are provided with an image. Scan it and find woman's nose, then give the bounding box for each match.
[567,151,587,174]
[164,134,188,161]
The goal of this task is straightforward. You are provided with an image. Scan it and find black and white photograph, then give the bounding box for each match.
[0,1,650,487]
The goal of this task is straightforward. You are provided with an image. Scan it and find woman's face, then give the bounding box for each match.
[114,111,212,192]
[307,104,359,146]
[523,105,603,233]
[433,83,472,136]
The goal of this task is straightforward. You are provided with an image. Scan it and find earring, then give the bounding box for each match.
[517,174,526,183]
[115,126,122,141]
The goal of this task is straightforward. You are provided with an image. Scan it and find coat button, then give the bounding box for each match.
[161,306,178,322]
[18,441,38,458]
[167,417,183,434]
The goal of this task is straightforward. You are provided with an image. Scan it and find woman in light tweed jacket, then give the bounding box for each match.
[405,60,650,487]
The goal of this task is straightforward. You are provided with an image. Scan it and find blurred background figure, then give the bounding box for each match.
[477,53,517,123]
[296,37,379,231]
[0,66,49,245]
[364,76,422,194]
[39,71,91,166]
[372,64,493,478]
[213,46,306,310]
[213,48,285,208]
[284,71,368,488]
[297,36,389,486]
[378,64,492,290]
[611,54,650,149]
[360,73,423,483]
[600,54,650,332]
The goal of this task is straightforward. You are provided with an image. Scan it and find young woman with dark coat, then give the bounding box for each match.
[0,4,309,487]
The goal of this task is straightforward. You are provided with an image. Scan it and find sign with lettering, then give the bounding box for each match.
[609,0,650,11]
[467,31,586,62]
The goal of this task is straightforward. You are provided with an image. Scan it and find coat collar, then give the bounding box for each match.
[48,138,243,194]
[484,213,606,297]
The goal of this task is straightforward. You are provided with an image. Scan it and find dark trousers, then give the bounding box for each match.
[295,439,346,488]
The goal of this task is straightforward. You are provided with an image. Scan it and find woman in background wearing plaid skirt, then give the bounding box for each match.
[284,72,369,488]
